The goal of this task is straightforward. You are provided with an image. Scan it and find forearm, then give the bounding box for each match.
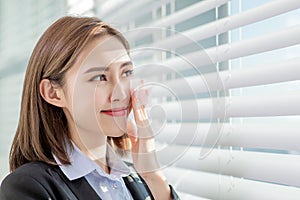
[131,138,172,200]
[140,170,172,200]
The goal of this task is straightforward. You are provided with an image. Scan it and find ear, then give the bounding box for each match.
[39,79,66,107]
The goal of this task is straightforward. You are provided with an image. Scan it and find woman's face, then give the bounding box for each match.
[62,35,133,140]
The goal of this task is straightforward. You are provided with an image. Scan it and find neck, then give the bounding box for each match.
[73,138,111,174]
[70,129,110,173]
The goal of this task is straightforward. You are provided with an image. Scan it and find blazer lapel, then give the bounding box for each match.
[50,166,101,200]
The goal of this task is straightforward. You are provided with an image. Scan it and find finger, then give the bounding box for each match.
[132,99,149,126]
[127,120,138,145]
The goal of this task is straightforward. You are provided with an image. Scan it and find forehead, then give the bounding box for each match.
[79,36,130,72]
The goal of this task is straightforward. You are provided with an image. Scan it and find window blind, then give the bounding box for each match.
[96,0,300,199]
[0,1,299,199]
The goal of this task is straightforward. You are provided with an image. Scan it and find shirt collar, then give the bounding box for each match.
[106,144,132,176]
[54,142,131,181]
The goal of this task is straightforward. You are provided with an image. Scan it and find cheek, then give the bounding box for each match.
[94,86,108,110]
[123,79,131,93]
[73,85,95,109]
[71,84,101,130]
[96,84,129,135]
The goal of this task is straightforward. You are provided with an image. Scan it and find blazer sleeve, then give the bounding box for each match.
[0,173,51,200]
[169,184,180,200]
[123,172,180,200]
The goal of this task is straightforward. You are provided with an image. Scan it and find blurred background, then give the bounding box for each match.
[0,0,300,199]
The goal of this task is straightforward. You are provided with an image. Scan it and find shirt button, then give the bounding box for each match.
[113,182,118,189]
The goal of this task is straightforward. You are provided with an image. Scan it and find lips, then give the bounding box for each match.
[101,107,128,117]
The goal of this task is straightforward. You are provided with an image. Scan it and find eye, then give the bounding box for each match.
[122,69,134,78]
[90,74,107,81]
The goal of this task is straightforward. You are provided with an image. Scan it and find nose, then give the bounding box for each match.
[111,81,128,102]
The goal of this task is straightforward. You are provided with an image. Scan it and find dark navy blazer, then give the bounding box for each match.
[0,161,179,200]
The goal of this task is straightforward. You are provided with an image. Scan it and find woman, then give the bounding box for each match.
[0,16,179,200]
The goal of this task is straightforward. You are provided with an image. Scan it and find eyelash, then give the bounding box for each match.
[90,69,134,81]
[91,74,107,81]
[121,69,134,78]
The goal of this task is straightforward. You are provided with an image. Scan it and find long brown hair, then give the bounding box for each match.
[10,16,131,171]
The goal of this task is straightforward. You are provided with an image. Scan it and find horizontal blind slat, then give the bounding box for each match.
[131,0,300,52]
[102,0,149,19]
[164,167,300,200]
[159,146,300,187]
[135,25,300,73]
[98,0,129,17]
[177,191,212,200]
[126,0,229,41]
[149,57,300,96]
[156,122,300,151]
[105,0,173,24]
[151,93,300,119]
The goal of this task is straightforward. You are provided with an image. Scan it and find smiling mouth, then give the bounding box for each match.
[101,107,128,117]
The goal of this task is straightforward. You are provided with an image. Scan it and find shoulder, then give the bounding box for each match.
[0,161,57,200]
[11,161,52,174]
[2,161,54,184]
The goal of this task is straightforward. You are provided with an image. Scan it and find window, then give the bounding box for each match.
[95,0,300,199]
[1,1,299,199]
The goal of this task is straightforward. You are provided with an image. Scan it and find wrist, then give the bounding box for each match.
[132,148,160,173]
[132,136,155,153]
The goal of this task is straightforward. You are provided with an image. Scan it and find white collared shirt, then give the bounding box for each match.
[54,143,134,200]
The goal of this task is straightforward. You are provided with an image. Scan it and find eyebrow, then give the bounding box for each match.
[84,61,133,74]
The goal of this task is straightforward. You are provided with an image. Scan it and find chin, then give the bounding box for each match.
[99,115,128,137]
[108,130,125,138]
[100,120,127,137]
[101,122,127,137]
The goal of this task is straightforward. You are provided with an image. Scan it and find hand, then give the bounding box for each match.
[127,83,158,173]
[127,80,172,200]
[130,83,152,135]
[128,82,155,150]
